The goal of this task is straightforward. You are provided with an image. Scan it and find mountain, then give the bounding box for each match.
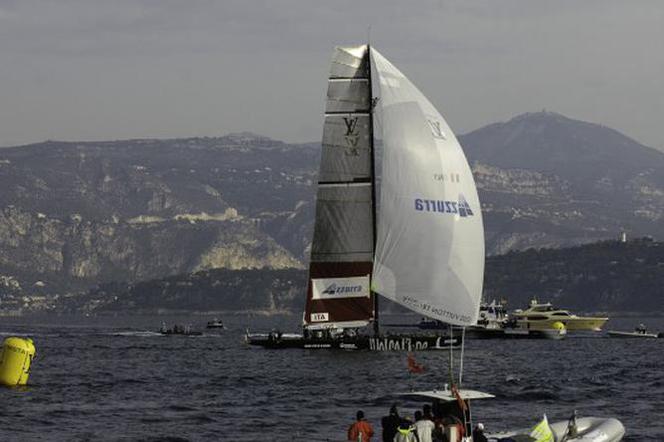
[0,134,312,297]
[0,112,663,305]
[460,111,664,253]
[19,238,661,315]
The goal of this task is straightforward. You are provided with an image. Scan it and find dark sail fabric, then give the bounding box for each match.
[304,46,375,329]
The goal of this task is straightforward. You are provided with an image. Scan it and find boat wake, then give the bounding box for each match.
[111,331,163,337]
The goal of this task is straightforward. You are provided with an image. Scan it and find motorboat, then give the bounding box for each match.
[418,300,508,331]
[512,299,609,332]
[608,330,660,338]
[394,389,625,442]
[608,324,661,338]
[206,318,225,329]
[476,300,509,329]
[416,300,566,339]
[501,319,567,340]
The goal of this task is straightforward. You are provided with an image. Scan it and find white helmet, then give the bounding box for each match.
[476,423,484,431]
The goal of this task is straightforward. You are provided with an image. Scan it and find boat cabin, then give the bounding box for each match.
[396,388,494,440]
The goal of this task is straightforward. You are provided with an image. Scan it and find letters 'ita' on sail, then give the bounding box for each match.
[304,45,485,330]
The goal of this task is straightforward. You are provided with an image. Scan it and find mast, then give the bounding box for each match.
[367,44,379,337]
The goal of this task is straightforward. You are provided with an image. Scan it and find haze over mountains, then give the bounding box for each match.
[0,111,662,310]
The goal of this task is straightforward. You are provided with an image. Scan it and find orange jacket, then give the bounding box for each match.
[348,420,374,441]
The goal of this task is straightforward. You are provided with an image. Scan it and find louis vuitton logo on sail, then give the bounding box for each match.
[343,116,361,156]
[426,118,446,140]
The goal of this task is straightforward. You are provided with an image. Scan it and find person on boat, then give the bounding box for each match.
[636,324,647,334]
[413,410,434,442]
[393,418,417,442]
[381,404,402,442]
[448,415,465,441]
[348,410,374,442]
[431,409,446,442]
[422,404,434,422]
[473,423,488,442]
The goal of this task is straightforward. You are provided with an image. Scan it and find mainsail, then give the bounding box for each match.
[305,45,484,329]
[303,46,376,330]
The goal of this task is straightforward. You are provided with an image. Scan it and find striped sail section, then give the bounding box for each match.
[304,45,375,328]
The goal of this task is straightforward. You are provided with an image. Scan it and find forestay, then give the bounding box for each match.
[370,48,484,326]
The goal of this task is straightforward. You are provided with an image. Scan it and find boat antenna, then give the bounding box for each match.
[367,25,372,47]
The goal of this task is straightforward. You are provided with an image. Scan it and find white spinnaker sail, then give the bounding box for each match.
[370,48,484,326]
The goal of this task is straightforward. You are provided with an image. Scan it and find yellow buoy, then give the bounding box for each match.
[0,337,36,387]
[552,321,566,330]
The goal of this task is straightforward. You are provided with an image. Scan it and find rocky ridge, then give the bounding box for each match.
[1,113,663,307]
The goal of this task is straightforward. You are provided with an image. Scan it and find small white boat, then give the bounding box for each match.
[490,414,626,441]
[206,318,225,329]
[608,327,660,338]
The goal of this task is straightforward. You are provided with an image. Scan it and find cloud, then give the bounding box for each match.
[0,0,662,149]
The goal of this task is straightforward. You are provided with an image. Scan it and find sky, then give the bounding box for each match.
[1,0,663,150]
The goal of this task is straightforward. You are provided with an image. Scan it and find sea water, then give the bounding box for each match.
[0,314,662,441]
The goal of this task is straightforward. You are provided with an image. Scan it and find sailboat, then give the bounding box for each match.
[247,44,482,351]
[249,43,626,439]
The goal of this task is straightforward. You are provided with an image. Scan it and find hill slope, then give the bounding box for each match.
[11,238,660,315]
[1,113,663,299]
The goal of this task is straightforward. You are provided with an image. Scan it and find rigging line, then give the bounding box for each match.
[448,324,455,387]
[459,327,466,387]
[367,44,379,337]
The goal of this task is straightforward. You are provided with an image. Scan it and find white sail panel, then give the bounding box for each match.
[370,48,484,326]
[326,80,371,113]
[329,46,369,79]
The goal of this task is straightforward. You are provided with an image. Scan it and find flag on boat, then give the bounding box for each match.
[450,384,467,411]
[407,352,425,373]
[529,414,554,442]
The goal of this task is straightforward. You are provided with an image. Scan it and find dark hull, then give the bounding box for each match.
[247,334,461,351]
